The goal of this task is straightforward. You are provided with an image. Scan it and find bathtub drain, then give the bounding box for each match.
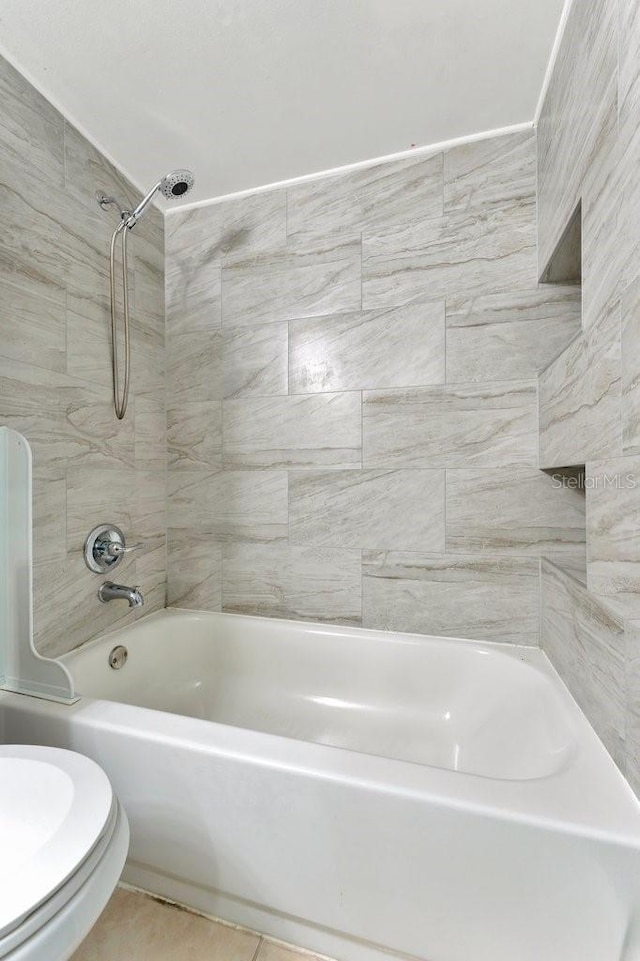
[108,645,128,670]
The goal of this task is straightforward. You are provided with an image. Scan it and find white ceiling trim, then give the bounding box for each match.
[0,0,565,211]
[534,0,576,123]
[165,120,535,216]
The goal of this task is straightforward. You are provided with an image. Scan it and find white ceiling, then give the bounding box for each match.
[0,0,566,208]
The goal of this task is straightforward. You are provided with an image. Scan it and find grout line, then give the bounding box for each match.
[443,298,448,386]
[62,119,68,191]
[443,467,447,556]
[360,389,363,469]
[360,548,365,628]
[285,185,290,240]
[251,937,263,961]
[359,229,363,312]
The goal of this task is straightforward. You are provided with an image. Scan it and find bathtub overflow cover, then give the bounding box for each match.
[108,645,128,670]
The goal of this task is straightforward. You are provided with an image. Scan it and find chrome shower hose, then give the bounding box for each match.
[109,220,131,420]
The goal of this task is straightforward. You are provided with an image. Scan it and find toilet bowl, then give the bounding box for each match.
[0,744,129,961]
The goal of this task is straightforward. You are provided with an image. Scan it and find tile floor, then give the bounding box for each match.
[71,887,331,961]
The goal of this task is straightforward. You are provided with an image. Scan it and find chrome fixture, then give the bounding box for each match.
[84,524,143,574]
[98,582,144,608]
[97,170,195,419]
[124,169,195,230]
[95,192,131,220]
[108,645,129,670]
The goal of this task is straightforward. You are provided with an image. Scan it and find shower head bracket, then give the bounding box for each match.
[95,192,132,221]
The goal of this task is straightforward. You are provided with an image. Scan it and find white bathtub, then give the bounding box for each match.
[2,609,640,961]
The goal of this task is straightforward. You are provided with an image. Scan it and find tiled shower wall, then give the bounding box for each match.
[0,54,166,657]
[166,129,584,644]
[536,0,640,789]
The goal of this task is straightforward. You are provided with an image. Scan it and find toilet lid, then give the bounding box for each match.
[0,744,114,939]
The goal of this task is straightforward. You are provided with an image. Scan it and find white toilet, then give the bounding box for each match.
[0,744,129,961]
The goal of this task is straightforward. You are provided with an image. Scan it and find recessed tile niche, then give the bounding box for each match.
[538,202,587,582]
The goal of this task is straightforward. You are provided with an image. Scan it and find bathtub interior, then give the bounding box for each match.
[60,610,576,782]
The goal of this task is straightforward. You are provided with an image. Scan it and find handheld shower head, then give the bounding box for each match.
[159,169,195,199]
[126,169,195,228]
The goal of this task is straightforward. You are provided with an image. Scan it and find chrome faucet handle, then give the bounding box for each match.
[105,540,144,557]
[84,524,143,573]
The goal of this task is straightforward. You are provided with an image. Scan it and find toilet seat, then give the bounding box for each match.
[0,745,115,954]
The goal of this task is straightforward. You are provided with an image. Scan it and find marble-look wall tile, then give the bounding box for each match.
[362,199,537,309]
[0,356,136,477]
[63,120,138,219]
[135,543,167,615]
[537,0,618,271]
[580,87,622,331]
[541,559,626,768]
[622,275,640,453]
[66,467,138,553]
[444,129,536,212]
[446,468,587,556]
[289,469,445,551]
[0,52,166,655]
[363,381,537,468]
[363,552,539,644]
[166,259,221,336]
[0,55,64,189]
[35,461,163,656]
[165,190,287,268]
[222,237,361,326]
[618,0,640,146]
[446,287,581,384]
[32,473,67,578]
[167,330,223,405]
[224,392,361,469]
[130,324,165,399]
[222,545,362,625]
[34,553,135,658]
[132,254,164,325]
[135,469,166,545]
[618,0,640,294]
[163,123,591,677]
[167,530,222,611]
[135,396,166,472]
[168,470,288,542]
[289,302,445,394]
[166,192,291,337]
[66,293,111,388]
[223,322,288,398]
[538,302,622,468]
[0,167,74,300]
[286,152,443,240]
[167,402,223,470]
[532,0,640,796]
[587,455,640,596]
[0,274,66,373]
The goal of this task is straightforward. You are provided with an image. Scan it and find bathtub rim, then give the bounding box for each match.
[58,606,582,783]
[2,675,640,854]
[44,607,640,847]
[58,605,550,663]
